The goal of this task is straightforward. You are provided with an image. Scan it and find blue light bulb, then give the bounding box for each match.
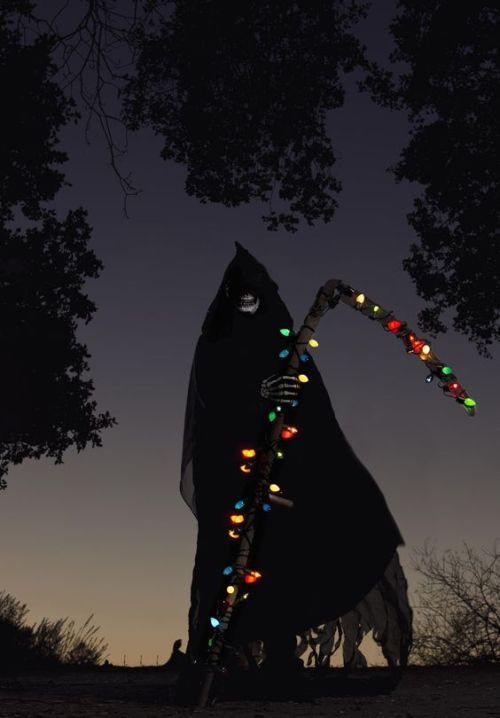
[223,566,233,576]
[279,349,290,359]
[234,500,245,509]
[262,503,271,512]
[210,617,220,628]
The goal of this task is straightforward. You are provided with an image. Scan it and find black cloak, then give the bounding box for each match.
[181,244,407,663]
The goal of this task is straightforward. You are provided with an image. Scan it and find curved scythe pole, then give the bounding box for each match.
[195,279,341,709]
[195,276,475,708]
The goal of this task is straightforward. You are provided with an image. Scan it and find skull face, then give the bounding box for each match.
[224,283,261,314]
[235,291,260,314]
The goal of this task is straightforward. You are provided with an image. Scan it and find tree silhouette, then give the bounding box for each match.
[411,543,500,665]
[0,2,114,489]
[7,2,498,357]
[366,2,500,356]
[123,0,368,231]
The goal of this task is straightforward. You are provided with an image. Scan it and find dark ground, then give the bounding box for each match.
[0,664,499,717]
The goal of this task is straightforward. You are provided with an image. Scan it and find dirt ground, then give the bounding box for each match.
[0,664,499,718]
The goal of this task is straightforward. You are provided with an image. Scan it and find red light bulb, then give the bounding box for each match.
[281,425,298,440]
[244,571,262,584]
[411,338,426,354]
[387,319,402,333]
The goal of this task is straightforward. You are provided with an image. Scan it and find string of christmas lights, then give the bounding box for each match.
[330,281,476,416]
[197,278,475,708]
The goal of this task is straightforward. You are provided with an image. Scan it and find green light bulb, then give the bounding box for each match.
[464,398,476,407]
[280,328,291,337]
[268,411,277,422]
[441,366,453,376]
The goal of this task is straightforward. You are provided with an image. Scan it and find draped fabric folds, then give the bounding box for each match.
[180,243,412,666]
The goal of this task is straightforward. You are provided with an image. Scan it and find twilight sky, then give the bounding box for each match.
[1,1,498,666]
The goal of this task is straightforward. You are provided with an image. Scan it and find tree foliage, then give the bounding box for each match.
[123,0,368,231]
[367,2,500,355]
[0,3,114,489]
[412,543,500,665]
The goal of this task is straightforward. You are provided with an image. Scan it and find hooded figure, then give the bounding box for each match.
[181,244,411,669]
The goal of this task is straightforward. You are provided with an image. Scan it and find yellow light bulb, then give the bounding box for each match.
[230,514,245,524]
[298,374,309,383]
[422,344,431,355]
[241,448,256,458]
[269,483,281,493]
[355,293,365,305]
[240,464,252,473]
[228,529,239,539]
[308,338,319,348]
[226,585,235,594]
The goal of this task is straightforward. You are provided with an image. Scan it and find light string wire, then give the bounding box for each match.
[196,277,475,708]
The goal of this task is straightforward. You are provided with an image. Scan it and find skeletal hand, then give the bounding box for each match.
[260,375,300,404]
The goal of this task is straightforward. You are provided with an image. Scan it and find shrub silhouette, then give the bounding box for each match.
[411,543,500,665]
[0,590,108,671]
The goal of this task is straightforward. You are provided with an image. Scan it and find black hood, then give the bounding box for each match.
[201,242,292,340]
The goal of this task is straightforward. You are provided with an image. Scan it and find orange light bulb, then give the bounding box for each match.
[239,464,252,474]
[244,571,262,584]
[241,448,256,459]
[230,514,245,524]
